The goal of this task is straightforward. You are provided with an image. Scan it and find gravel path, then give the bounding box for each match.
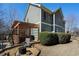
[34,37,79,56]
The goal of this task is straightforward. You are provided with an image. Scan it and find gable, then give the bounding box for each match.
[24,4,41,24]
[55,8,64,18]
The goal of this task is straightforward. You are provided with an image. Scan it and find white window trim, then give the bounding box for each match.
[55,24,65,30]
[41,22,52,26]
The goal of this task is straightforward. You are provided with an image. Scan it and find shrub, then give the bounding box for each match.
[57,33,71,44]
[39,32,71,45]
[39,32,59,46]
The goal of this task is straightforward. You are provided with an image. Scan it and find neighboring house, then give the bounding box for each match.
[11,21,39,45]
[24,3,65,33]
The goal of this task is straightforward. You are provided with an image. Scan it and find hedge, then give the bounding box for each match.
[39,32,71,45]
[57,33,71,44]
[39,32,59,45]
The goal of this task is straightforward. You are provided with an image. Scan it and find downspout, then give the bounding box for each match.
[53,13,55,33]
[40,6,42,32]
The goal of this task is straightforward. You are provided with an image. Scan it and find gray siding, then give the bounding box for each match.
[24,4,42,40]
[25,4,41,32]
[25,5,41,24]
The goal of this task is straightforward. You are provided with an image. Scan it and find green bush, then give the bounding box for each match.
[39,32,59,46]
[39,32,71,45]
[57,33,71,44]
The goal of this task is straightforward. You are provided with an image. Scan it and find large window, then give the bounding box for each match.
[42,10,46,20]
[42,10,52,24]
[41,23,52,32]
[55,26,65,32]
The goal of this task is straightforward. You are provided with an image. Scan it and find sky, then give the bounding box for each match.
[0,3,79,28]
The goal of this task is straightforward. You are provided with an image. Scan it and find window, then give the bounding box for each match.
[42,10,46,20]
[41,23,51,32]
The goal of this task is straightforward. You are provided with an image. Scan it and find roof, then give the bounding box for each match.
[53,8,64,17]
[12,20,39,29]
[30,3,52,14]
[41,5,53,14]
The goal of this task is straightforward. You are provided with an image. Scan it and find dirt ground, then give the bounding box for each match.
[34,36,79,56]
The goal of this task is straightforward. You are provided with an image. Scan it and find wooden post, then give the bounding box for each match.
[29,27,31,37]
[38,27,39,41]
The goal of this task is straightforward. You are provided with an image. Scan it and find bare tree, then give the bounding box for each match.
[0,6,19,47]
[7,7,19,30]
[65,14,77,33]
[0,9,5,49]
[0,19,4,29]
[0,10,5,33]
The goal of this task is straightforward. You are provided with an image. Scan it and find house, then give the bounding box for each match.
[24,3,65,33]
[11,4,65,45]
[11,21,39,45]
